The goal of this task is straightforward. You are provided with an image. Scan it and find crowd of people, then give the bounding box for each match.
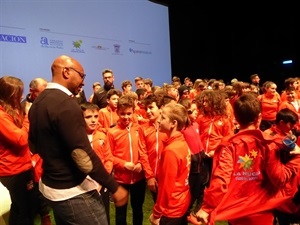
[1,54,300,225]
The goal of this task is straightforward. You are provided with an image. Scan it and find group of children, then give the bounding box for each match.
[80,93,189,225]
[78,85,300,225]
[72,71,300,225]
[4,69,300,225]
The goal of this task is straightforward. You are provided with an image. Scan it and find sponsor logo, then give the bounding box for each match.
[0,34,27,43]
[71,39,85,53]
[112,44,122,55]
[129,48,151,55]
[40,37,63,49]
[91,44,109,51]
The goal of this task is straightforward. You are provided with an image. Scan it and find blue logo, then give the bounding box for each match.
[40,37,49,45]
[40,37,63,49]
[129,48,151,55]
[0,34,27,43]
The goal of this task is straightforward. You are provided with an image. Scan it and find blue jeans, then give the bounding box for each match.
[49,190,108,225]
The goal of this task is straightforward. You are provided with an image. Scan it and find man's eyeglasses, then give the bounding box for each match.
[65,67,86,80]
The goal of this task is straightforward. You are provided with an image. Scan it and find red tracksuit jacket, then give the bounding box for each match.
[202,129,300,224]
[152,132,191,219]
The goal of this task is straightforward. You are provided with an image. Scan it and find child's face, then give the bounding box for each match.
[286,90,296,102]
[265,84,277,95]
[188,103,198,122]
[203,96,211,112]
[135,80,144,89]
[144,84,151,92]
[93,85,101,93]
[181,90,190,99]
[124,84,132,93]
[83,109,98,134]
[158,107,173,134]
[278,120,295,134]
[146,102,161,122]
[167,88,178,99]
[138,92,147,102]
[117,107,133,127]
[107,94,119,109]
[292,81,299,89]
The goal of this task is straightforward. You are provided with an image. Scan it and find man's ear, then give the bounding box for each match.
[62,67,70,79]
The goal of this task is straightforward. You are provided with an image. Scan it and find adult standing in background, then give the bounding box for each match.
[74,87,87,104]
[250,73,262,94]
[21,77,48,110]
[0,76,37,225]
[28,55,128,225]
[21,77,52,225]
[92,68,115,109]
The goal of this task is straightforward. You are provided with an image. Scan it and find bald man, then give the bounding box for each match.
[28,55,128,225]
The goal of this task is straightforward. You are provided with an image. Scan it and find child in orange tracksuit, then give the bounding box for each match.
[81,102,113,225]
[279,86,300,138]
[179,98,205,225]
[149,103,191,225]
[195,93,300,225]
[195,89,233,187]
[106,95,146,225]
[138,94,167,202]
[97,88,122,133]
[264,108,300,225]
[124,91,149,125]
[257,81,281,131]
[0,76,37,225]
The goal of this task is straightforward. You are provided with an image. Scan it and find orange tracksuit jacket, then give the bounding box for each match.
[107,122,145,184]
[0,106,32,176]
[138,122,167,180]
[98,106,119,133]
[196,114,233,154]
[152,132,191,219]
[280,90,300,102]
[264,125,300,216]
[202,129,300,224]
[258,93,281,121]
[279,100,300,133]
[279,100,300,116]
[91,130,113,174]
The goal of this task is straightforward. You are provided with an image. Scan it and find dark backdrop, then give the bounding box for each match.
[154,1,300,91]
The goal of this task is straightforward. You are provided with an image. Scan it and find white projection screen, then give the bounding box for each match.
[0,0,172,97]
